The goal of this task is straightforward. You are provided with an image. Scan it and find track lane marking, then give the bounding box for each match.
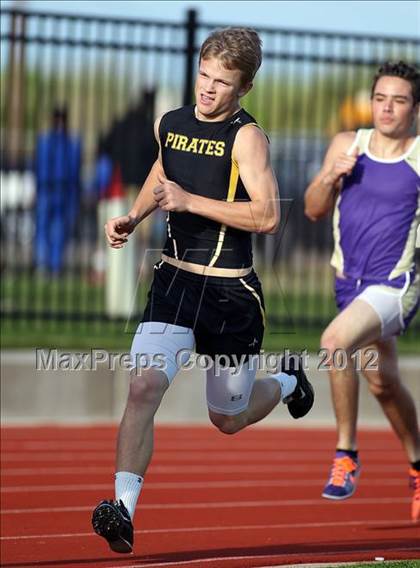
[0,478,406,492]
[0,496,411,516]
[0,518,416,540]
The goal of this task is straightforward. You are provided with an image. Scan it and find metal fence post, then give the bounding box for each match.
[183,9,197,107]
[6,10,27,169]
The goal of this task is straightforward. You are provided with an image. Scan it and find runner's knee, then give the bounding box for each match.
[208,411,244,435]
[128,369,168,405]
[320,329,348,356]
[366,374,398,401]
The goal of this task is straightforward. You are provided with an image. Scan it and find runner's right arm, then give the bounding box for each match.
[304,131,357,221]
[105,116,164,249]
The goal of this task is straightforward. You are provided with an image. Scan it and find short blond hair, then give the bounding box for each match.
[199,27,262,85]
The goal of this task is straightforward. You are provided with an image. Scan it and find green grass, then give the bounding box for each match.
[2,319,419,356]
[263,327,420,355]
[335,562,420,568]
[1,271,338,318]
[1,272,419,354]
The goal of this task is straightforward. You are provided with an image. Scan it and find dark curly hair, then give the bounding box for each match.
[371,61,420,106]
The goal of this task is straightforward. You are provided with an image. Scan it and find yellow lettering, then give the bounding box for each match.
[171,134,180,149]
[198,139,209,154]
[205,140,217,156]
[165,132,174,147]
[186,138,199,153]
[165,135,224,156]
[214,141,225,157]
[176,135,189,151]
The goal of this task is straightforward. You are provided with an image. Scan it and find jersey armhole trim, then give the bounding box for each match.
[346,129,364,156]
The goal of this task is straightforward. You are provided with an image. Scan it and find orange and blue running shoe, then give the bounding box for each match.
[409,468,420,523]
[322,451,361,500]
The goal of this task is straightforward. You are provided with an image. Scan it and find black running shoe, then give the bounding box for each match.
[92,499,133,553]
[281,353,314,419]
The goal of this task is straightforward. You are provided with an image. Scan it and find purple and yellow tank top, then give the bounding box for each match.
[331,128,419,286]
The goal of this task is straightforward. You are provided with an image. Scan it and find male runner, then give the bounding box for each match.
[304,61,420,522]
[92,27,314,553]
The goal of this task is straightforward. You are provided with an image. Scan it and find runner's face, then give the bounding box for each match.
[195,57,250,121]
[371,76,418,137]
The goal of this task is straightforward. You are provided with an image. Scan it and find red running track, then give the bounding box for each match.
[1,425,419,567]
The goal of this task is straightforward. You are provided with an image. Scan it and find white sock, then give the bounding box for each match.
[115,471,144,521]
[270,372,297,402]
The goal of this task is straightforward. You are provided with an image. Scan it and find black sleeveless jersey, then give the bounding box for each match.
[159,105,260,269]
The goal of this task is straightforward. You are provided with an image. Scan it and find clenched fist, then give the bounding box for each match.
[325,146,359,186]
[153,173,191,212]
[104,215,138,249]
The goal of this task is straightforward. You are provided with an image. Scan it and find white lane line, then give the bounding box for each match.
[2,442,115,450]
[1,483,112,493]
[0,497,410,514]
[0,518,415,541]
[102,546,420,568]
[0,479,410,494]
[0,497,410,515]
[0,464,405,475]
[0,460,405,473]
[1,452,114,461]
[1,466,114,475]
[1,441,403,452]
[0,451,406,463]
[0,478,405,493]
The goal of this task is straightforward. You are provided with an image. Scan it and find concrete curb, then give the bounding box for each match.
[1,350,419,425]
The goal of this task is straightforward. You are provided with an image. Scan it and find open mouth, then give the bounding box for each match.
[200,94,214,105]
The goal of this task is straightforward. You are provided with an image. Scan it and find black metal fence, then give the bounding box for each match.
[1,8,419,346]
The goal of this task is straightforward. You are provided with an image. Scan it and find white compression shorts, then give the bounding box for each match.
[356,274,419,339]
[130,321,257,415]
[206,365,257,416]
[130,322,194,382]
